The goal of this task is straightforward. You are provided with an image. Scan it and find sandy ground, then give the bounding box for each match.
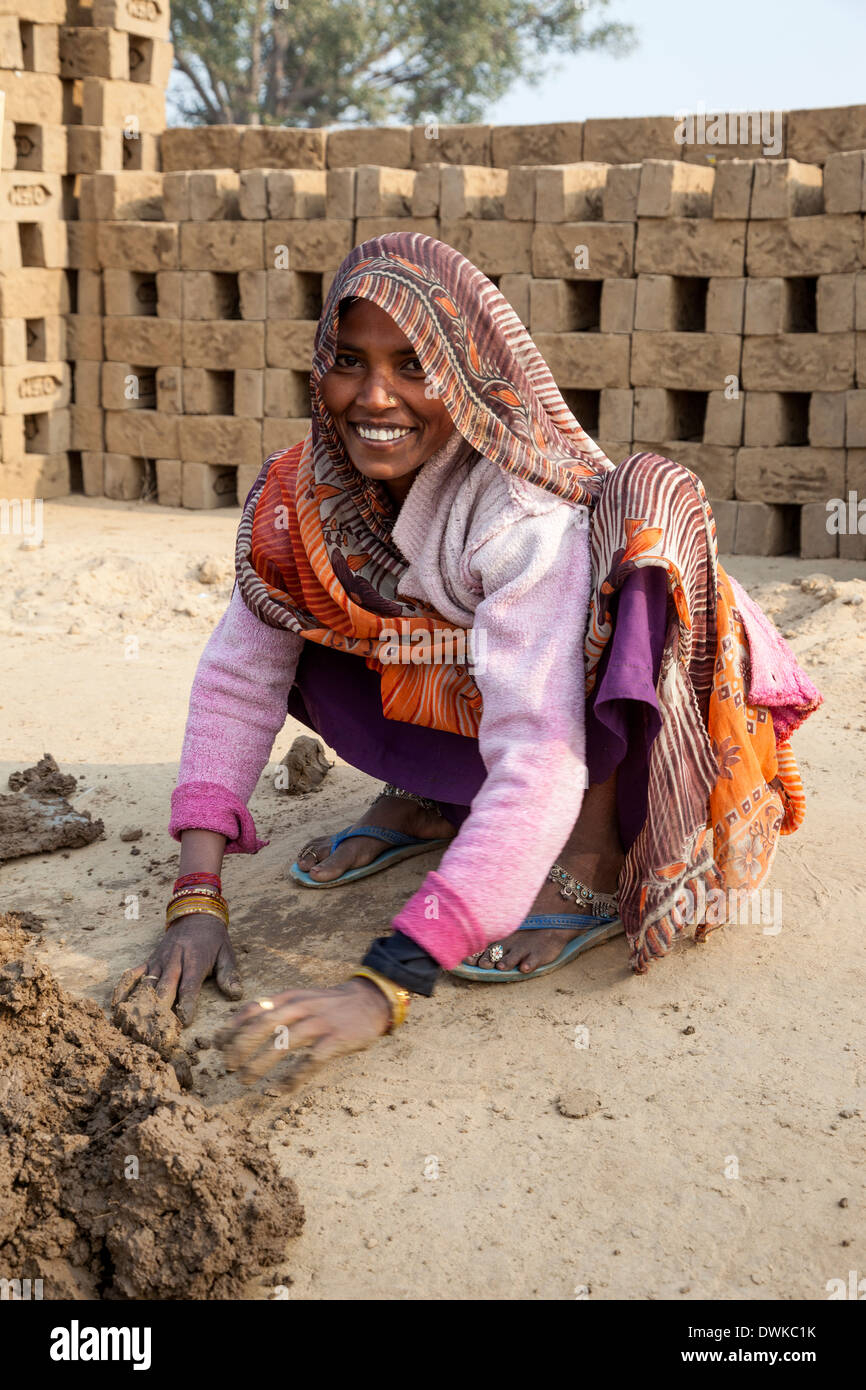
[1,493,864,1302]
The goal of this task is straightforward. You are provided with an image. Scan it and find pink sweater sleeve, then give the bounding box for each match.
[391,504,592,968]
[169,584,304,854]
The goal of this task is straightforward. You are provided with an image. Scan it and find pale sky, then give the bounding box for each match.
[487,0,866,124]
[167,0,866,128]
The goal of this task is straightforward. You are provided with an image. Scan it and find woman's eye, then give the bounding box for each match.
[333,352,422,370]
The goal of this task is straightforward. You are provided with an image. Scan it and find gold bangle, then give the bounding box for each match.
[349,967,411,1032]
[168,886,226,904]
[166,892,228,915]
[166,894,228,916]
[165,902,229,926]
[167,889,228,909]
[165,895,229,917]
[165,910,228,933]
[165,903,229,931]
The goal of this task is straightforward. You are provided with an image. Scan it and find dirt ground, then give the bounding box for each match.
[0,914,303,1300]
[1,493,864,1301]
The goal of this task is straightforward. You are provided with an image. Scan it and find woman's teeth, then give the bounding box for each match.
[354,424,413,441]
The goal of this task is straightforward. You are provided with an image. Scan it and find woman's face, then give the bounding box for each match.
[318,297,455,504]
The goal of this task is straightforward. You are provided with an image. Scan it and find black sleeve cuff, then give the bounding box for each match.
[362,931,441,997]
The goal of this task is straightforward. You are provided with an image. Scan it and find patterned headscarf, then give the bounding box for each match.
[235,232,614,733]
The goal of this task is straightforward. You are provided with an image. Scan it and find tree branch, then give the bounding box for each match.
[172,52,223,122]
[248,0,267,124]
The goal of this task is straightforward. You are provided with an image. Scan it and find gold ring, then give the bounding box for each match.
[256,997,275,1011]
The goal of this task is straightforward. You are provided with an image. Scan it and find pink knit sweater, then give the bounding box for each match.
[170,436,592,969]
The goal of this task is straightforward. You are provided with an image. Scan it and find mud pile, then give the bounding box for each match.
[278,735,333,794]
[0,916,303,1299]
[0,754,104,863]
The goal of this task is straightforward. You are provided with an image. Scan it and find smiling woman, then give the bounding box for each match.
[318,297,456,506]
[113,231,822,1092]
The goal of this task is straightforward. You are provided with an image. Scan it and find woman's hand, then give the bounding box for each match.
[112,915,242,1027]
[217,979,392,1088]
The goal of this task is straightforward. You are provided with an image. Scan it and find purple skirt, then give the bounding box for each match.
[287,567,668,852]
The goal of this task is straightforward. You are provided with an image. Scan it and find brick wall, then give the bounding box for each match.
[3,2,866,556]
[0,0,168,503]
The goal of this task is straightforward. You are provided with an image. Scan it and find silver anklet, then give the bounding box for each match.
[547,863,619,918]
[381,782,441,816]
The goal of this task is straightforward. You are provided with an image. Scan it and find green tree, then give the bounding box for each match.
[169,0,636,126]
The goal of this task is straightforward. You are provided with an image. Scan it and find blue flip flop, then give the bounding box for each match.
[289,823,452,888]
[449,911,624,982]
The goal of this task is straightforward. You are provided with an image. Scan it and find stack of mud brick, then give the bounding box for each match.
[81,129,329,509]
[5,66,866,560]
[618,139,866,563]
[0,0,170,503]
[81,108,866,556]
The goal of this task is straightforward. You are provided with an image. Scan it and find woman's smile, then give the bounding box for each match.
[349,421,419,450]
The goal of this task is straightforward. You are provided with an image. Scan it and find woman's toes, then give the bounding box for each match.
[308,851,352,881]
[306,843,351,879]
[307,835,388,881]
[496,942,524,970]
[297,838,330,869]
[518,951,542,972]
[519,931,579,971]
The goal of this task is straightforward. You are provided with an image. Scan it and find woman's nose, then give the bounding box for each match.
[354,372,398,408]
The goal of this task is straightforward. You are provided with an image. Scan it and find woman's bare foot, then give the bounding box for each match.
[466,772,624,974]
[295,791,455,883]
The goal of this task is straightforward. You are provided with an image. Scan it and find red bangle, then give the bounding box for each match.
[174,871,222,892]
